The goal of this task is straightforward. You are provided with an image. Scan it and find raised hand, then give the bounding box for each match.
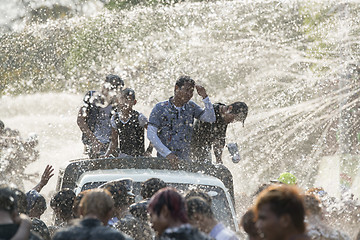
[195,84,208,99]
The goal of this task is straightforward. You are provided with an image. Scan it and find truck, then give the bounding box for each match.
[56,156,238,231]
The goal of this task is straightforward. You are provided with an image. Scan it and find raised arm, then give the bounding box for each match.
[33,165,54,193]
[195,84,215,122]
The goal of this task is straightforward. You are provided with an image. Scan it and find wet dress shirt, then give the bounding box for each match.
[148,96,215,161]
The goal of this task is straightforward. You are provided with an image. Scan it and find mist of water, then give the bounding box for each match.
[1,0,360,235]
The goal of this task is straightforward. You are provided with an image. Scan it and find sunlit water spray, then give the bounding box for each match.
[1,0,360,235]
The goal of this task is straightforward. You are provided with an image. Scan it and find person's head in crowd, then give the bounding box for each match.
[254,185,306,240]
[101,74,124,105]
[72,190,91,218]
[221,102,248,125]
[100,178,135,214]
[0,185,17,218]
[148,187,188,236]
[50,188,75,223]
[26,190,46,219]
[186,196,216,233]
[140,178,167,200]
[79,188,114,225]
[174,76,196,105]
[129,200,148,221]
[185,189,212,206]
[117,88,137,112]
[11,188,27,214]
[241,208,261,240]
[303,194,322,217]
[129,177,166,222]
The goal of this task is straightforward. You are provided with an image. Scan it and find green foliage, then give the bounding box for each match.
[104,0,183,10]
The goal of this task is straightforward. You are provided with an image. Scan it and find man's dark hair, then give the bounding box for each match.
[175,76,195,89]
[186,197,213,219]
[185,189,212,205]
[255,185,306,233]
[72,189,91,218]
[50,188,75,219]
[11,188,27,214]
[122,88,136,100]
[140,178,166,199]
[35,195,47,214]
[230,102,248,115]
[105,74,124,89]
[241,208,259,238]
[0,185,17,213]
[148,187,188,223]
[101,182,130,208]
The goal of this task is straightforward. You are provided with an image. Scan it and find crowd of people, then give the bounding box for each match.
[1,74,360,239]
[2,169,360,240]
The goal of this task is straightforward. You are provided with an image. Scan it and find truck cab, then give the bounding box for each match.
[56,156,238,231]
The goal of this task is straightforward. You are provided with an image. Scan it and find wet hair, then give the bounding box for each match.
[122,88,136,100]
[229,102,248,115]
[185,189,212,205]
[105,74,124,89]
[73,190,91,218]
[148,187,188,223]
[101,181,130,208]
[129,200,148,221]
[0,185,17,213]
[175,76,195,89]
[254,185,306,233]
[230,102,248,125]
[11,188,27,214]
[79,189,114,220]
[30,194,47,217]
[186,196,213,219]
[140,178,167,199]
[241,208,260,238]
[26,190,45,213]
[303,194,322,216]
[50,188,76,220]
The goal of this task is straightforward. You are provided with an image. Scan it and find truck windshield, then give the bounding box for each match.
[80,180,236,231]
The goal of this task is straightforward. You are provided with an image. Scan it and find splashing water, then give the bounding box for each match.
[1,0,360,235]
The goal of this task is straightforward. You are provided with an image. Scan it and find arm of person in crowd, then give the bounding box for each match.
[11,213,32,240]
[77,107,104,152]
[104,128,118,157]
[195,84,215,123]
[33,165,54,193]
